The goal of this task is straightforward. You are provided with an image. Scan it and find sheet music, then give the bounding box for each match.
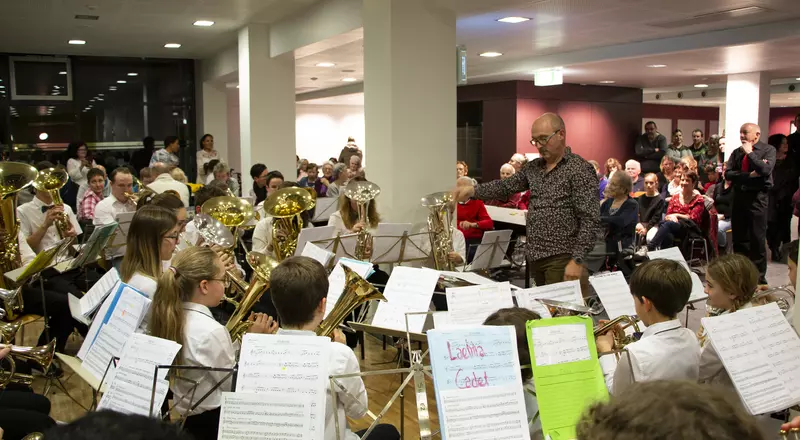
[294,226,336,258]
[371,223,412,264]
[311,197,338,223]
[515,280,583,317]
[688,272,708,303]
[324,259,374,319]
[371,266,440,333]
[67,294,91,326]
[531,324,591,367]
[444,282,514,328]
[218,392,313,440]
[428,326,530,440]
[702,303,800,414]
[82,324,126,382]
[301,242,335,267]
[589,272,637,319]
[70,222,118,270]
[75,268,120,319]
[647,248,690,271]
[469,230,513,270]
[440,271,496,285]
[236,334,330,437]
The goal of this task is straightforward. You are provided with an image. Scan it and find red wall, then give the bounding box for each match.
[769,107,800,136]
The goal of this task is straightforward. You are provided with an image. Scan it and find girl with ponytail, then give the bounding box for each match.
[149,246,277,440]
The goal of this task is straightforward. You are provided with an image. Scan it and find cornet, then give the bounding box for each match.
[0,340,56,388]
[594,315,642,351]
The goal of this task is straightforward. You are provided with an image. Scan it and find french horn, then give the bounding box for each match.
[263,187,315,261]
[343,180,380,261]
[31,168,70,239]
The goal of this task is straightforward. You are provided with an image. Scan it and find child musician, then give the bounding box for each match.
[596,259,700,395]
[269,256,400,440]
[483,308,542,440]
[148,247,277,440]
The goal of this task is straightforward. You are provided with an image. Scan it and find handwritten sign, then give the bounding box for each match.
[428,326,531,440]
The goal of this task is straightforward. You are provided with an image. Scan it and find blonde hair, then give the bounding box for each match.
[120,205,177,283]
[680,156,697,172]
[707,254,758,310]
[170,168,187,183]
[149,247,220,363]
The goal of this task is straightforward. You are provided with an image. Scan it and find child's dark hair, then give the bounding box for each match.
[629,259,691,317]
[87,167,105,182]
[194,184,228,208]
[483,307,540,381]
[270,256,329,328]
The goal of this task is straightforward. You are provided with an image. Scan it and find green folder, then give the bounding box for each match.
[527,316,608,440]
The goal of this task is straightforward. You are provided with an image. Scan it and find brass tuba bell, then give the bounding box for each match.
[0,162,38,294]
[201,196,254,231]
[263,187,315,261]
[316,265,386,338]
[421,192,455,271]
[31,168,70,240]
[0,340,56,388]
[192,214,250,297]
[0,320,20,343]
[343,180,380,261]
[226,251,280,342]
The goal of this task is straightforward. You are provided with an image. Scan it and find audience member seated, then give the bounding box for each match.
[648,171,705,251]
[317,162,333,197]
[576,381,764,440]
[702,163,719,193]
[456,160,469,179]
[249,163,268,205]
[599,158,622,200]
[170,167,188,184]
[210,161,239,196]
[147,162,190,207]
[600,172,638,273]
[203,159,220,184]
[486,164,525,209]
[78,167,106,221]
[634,120,667,174]
[624,159,645,193]
[665,129,692,163]
[455,176,494,261]
[509,153,528,172]
[326,163,348,198]
[296,158,309,180]
[348,155,363,178]
[656,155,676,191]
[708,164,733,250]
[636,173,665,243]
[139,167,154,185]
[661,165,683,199]
[297,162,320,190]
[679,156,704,193]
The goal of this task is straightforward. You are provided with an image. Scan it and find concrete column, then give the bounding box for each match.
[200,83,229,166]
[724,72,770,160]
[238,23,296,192]
[363,0,456,224]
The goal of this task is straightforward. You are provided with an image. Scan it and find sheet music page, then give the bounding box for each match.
[324,259,375,319]
[440,271,496,285]
[428,326,530,440]
[301,242,335,267]
[78,269,120,318]
[469,230,513,270]
[444,282,514,328]
[531,324,591,367]
[688,272,708,303]
[67,294,91,326]
[218,392,313,440]
[371,266,440,333]
[647,248,690,271]
[747,304,800,399]
[82,324,126,382]
[589,272,638,320]
[515,280,583,314]
[702,303,796,414]
[236,334,330,437]
[371,223,412,264]
[294,226,336,257]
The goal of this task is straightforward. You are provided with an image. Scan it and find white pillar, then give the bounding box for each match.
[363,0,456,224]
[717,104,726,137]
[200,83,229,166]
[238,24,296,192]
[724,72,770,160]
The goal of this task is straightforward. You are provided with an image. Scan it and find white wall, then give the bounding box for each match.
[296,104,365,165]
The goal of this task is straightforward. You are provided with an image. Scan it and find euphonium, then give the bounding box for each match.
[0,162,38,294]
[202,196,254,234]
[192,214,250,296]
[0,340,56,388]
[32,168,70,239]
[316,265,386,338]
[594,315,642,350]
[421,192,455,271]
[226,251,280,342]
[263,187,315,261]
[343,180,380,261]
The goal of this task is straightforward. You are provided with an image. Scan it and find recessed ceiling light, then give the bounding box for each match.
[193,20,215,27]
[53,86,60,89]
[497,17,530,23]
[694,84,709,88]
[117,80,127,84]
[0,86,4,89]
[68,40,86,45]
[59,71,67,75]
[796,77,800,81]
[90,99,95,102]
[647,64,667,68]
[98,94,104,97]
[315,62,336,67]
[341,78,358,82]
[164,43,181,49]
[38,133,48,141]
[127,72,138,76]
[599,80,615,84]
[479,52,503,57]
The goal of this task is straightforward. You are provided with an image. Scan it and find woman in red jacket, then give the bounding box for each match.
[456,176,494,261]
[647,171,705,251]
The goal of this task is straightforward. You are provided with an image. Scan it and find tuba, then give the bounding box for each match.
[0,320,20,343]
[316,265,386,337]
[192,214,249,296]
[31,168,70,239]
[0,340,56,388]
[202,196,254,234]
[0,162,38,292]
[226,251,280,342]
[263,187,315,261]
[343,180,380,261]
[594,315,642,351]
[421,192,455,271]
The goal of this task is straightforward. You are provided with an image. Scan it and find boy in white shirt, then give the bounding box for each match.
[270,257,400,440]
[595,259,700,395]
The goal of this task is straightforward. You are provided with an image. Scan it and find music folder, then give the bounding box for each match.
[6,237,74,284]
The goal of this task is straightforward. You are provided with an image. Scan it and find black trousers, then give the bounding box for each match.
[0,390,55,440]
[183,407,221,440]
[356,424,401,440]
[21,285,86,353]
[732,190,769,282]
[767,195,794,252]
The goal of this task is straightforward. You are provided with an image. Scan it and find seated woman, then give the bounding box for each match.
[636,173,665,243]
[648,171,705,251]
[655,155,676,192]
[679,156,704,194]
[660,166,683,199]
[325,163,348,199]
[455,176,494,261]
[210,161,240,196]
[600,172,638,274]
[486,164,526,209]
[599,158,622,200]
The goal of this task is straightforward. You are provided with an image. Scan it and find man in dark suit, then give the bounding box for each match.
[635,121,667,175]
[725,123,776,283]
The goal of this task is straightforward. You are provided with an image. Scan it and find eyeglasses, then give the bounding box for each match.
[209,278,231,288]
[530,130,561,146]
[163,233,180,241]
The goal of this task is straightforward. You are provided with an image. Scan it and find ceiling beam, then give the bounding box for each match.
[270,0,362,57]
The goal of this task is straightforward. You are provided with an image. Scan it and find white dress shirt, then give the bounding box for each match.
[599,319,700,395]
[147,173,190,207]
[93,195,136,226]
[252,216,315,258]
[172,302,236,415]
[17,196,83,253]
[277,329,368,440]
[414,226,467,269]
[18,230,35,265]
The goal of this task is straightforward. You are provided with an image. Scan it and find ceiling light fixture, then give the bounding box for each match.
[647,64,667,68]
[127,72,138,76]
[193,20,215,27]
[694,84,709,88]
[68,40,86,45]
[59,71,67,75]
[497,17,530,23]
[117,80,126,84]
[599,80,615,84]
[796,77,800,81]
[315,62,336,67]
[38,133,48,141]
[0,86,4,89]
[164,43,181,49]
[479,52,503,57]
[341,78,358,82]
[98,94,104,97]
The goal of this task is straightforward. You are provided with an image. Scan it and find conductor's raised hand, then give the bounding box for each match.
[452,184,474,203]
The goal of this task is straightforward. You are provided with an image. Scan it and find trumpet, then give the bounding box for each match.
[0,340,56,388]
[594,315,642,351]
[32,168,70,239]
[421,192,455,271]
[343,180,380,261]
[124,175,148,203]
[263,187,315,261]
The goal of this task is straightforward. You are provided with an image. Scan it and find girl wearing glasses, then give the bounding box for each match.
[149,247,277,440]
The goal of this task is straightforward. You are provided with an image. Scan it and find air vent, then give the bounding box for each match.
[75,14,100,20]
[649,6,769,28]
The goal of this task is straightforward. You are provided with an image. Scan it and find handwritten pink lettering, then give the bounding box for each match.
[447,340,486,360]
[455,368,490,389]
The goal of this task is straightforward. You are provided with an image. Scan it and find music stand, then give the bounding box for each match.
[104,211,135,261]
[148,364,230,422]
